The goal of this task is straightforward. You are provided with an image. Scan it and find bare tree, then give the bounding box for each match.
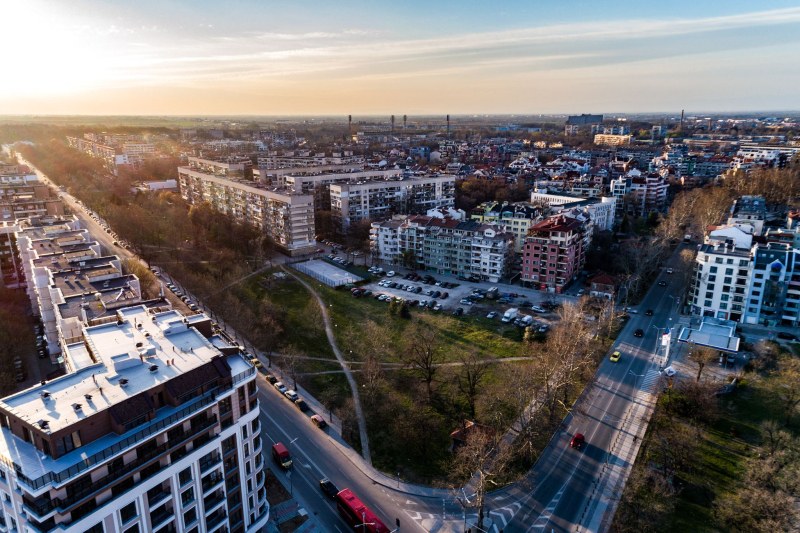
[403,322,443,403]
[692,345,719,382]
[458,349,491,419]
[280,345,301,390]
[451,429,512,531]
[772,356,800,426]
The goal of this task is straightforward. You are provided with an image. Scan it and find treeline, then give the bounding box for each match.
[456,176,530,211]
[17,140,278,353]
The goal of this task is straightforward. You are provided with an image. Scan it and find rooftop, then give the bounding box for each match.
[0,305,224,435]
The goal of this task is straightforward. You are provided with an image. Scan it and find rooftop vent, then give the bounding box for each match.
[119,378,129,387]
[40,391,51,400]
[149,365,159,373]
[144,332,151,338]
[40,380,46,386]
[38,420,49,429]
[72,403,82,411]
[135,342,144,348]
[84,394,92,401]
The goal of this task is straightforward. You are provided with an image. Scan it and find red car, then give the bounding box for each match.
[570,433,585,449]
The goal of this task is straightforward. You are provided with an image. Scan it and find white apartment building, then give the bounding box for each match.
[529,190,617,232]
[610,170,668,217]
[727,195,766,236]
[689,239,753,321]
[593,134,631,147]
[0,305,268,533]
[742,242,800,327]
[178,163,315,255]
[330,174,455,230]
[371,216,514,282]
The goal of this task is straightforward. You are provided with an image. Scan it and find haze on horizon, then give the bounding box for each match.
[4,0,800,117]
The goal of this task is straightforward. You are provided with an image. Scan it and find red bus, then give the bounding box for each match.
[335,488,390,532]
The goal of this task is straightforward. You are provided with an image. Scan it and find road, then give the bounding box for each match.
[257,378,430,533]
[485,248,687,533]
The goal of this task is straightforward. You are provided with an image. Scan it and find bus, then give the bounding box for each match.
[335,488,390,532]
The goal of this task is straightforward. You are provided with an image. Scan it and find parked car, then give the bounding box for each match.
[249,358,263,369]
[570,433,585,449]
[634,329,644,337]
[274,382,287,394]
[486,311,498,319]
[610,351,621,363]
[532,305,547,313]
[265,373,278,384]
[319,478,339,499]
[386,271,396,277]
[295,398,309,411]
[777,332,797,341]
[453,307,464,316]
[311,414,328,429]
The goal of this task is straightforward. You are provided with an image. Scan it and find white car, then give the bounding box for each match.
[486,311,498,319]
[666,268,674,274]
[532,306,547,313]
[386,271,396,277]
[284,390,299,402]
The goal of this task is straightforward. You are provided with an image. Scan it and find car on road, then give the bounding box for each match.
[319,478,339,499]
[666,268,674,274]
[645,309,654,316]
[570,433,585,449]
[634,328,644,337]
[284,390,299,402]
[386,271,396,277]
[311,414,328,429]
[610,351,621,363]
[532,305,546,313]
[777,332,797,341]
[294,398,309,411]
[274,381,287,394]
[486,311,498,319]
[658,280,667,287]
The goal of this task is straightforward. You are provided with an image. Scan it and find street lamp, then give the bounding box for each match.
[288,437,299,495]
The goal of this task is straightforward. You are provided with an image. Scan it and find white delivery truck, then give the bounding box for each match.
[501,308,519,323]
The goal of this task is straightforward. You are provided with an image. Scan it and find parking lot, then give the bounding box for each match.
[345,265,562,330]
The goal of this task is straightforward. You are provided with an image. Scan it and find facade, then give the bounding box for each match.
[470,201,543,253]
[0,305,268,533]
[330,175,455,231]
[520,214,587,293]
[610,170,668,217]
[593,134,632,147]
[0,173,64,221]
[370,216,514,282]
[689,240,752,321]
[741,242,800,327]
[178,160,316,255]
[529,190,616,232]
[66,135,156,174]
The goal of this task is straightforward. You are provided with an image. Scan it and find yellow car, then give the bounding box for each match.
[610,351,621,363]
[249,358,263,369]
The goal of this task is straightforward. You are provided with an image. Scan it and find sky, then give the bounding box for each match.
[3,0,800,116]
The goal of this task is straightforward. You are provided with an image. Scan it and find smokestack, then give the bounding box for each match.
[447,114,450,137]
[348,114,352,137]
[680,109,684,131]
[403,114,407,130]
[391,114,395,135]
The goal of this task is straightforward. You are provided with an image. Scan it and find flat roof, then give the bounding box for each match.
[677,318,741,353]
[0,305,225,435]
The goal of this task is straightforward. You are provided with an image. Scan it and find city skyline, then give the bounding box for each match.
[4,1,800,116]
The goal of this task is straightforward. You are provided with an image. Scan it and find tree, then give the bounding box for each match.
[403,322,443,403]
[458,349,490,419]
[772,356,800,426]
[450,429,512,531]
[692,345,718,382]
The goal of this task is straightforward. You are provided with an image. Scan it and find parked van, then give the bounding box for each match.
[272,442,293,469]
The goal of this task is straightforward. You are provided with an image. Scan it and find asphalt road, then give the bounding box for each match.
[256,377,431,533]
[491,248,687,533]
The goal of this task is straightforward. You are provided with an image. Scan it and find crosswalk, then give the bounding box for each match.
[638,369,663,394]
[404,501,521,532]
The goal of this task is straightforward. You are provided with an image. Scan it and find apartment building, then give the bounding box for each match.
[727,195,766,236]
[1,174,64,221]
[593,134,631,147]
[15,216,143,361]
[529,190,617,231]
[520,214,587,293]
[178,160,315,255]
[741,242,800,327]
[470,201,543,253]
[0,304,268,533]
[66,135,157,174]
[610,170,668,217]
[689,236,753,321]
[370,216,514,282]
[330,174,455,230]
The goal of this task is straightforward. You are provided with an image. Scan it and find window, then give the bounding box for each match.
[710,266,718,273]
[724,277,732,284]
[120,501,137,524]
[752,291,761,296]
[705,300,712,307]
[181,487,195,507]
[754,282,762,287]
[706,292,713,299]
[726,268,734,275]
[184,508,197,527]
[125,525,139,533]
[86,523,104,533]
[179,468,192,487]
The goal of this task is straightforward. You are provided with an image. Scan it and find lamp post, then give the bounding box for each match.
[288,437,299,496]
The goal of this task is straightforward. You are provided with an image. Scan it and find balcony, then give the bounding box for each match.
[200,453,222,474]
[204,490,226,513]
[202,473,225,495]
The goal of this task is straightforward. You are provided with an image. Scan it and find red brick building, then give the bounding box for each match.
[521,215,586,293]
